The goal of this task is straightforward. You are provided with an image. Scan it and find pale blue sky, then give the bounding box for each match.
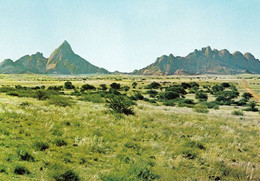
[0,0,259,72]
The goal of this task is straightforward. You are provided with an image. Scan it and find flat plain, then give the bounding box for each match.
[0,74,259,180]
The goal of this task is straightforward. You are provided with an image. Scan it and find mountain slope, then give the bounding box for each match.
[46,41,108,74]
[134,46,260,75]
[0,41,109,74]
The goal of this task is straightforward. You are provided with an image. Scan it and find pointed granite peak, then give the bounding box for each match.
[58,40,73,53]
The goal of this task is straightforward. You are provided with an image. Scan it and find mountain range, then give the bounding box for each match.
[0,41,109,74]
[133,46,260,75]
[0,42,259,75]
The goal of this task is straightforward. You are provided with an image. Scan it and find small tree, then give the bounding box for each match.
[195,91,208,101]
[35,90,48,100]
[64,82,75,89]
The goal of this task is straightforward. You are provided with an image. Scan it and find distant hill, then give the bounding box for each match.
[133,46,260,75]
[0,41,109,74]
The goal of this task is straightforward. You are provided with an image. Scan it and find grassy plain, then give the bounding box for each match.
[0,74,259,180]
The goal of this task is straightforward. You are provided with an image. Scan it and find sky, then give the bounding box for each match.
[0,0,260,72]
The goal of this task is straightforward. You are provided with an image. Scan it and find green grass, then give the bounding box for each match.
[0,74,259,180]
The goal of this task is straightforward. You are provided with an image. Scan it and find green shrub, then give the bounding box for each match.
[200,101,219,109]
[54,138,67,147]
[165,85,187,96]
[245,101,258,112]
[146,89,158,98]
[110,83,121,90]
[221,82,230,88]
[20,101,30,107]
[81,84,96,91]
[48,96,74,107]
[64,81,75,89]
[145,82,161,89]
[35,90,49,100]
[212,85,224,93]
[121,86,130,92]
[107,96,134,115]
[182,149,198,159]
[14,165,30,175]
[163,100,175,106]
[79,93,105,103]
[232,110,244,116]
[158,91,179,100]
[175,98,195,107]
[99,84,107,90]
[242,92,253,101]
[17,149,35,161]
[53,170,79,181]
[132,82,138,88]
[0,165,7,174]
[193,104,209,113]
[195,91,208,101]
[34,141,49,151]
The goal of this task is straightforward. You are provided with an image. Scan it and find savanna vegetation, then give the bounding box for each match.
[0,74,259,180]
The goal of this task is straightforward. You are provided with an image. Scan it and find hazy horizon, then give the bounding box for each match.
[0,0,260,72]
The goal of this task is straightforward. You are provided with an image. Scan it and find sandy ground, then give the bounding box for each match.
[242,79,260,103]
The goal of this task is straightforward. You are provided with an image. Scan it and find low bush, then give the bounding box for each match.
[17,149,35,162]
[81,84,96,91]
[244,101,259,112]
[64,81,75,89]
[54,138,67,147]
[193,104,209,113]
[79,93,105,103]
[107,96,134,115]
[163,100,175,106]
[200,101,219,109]
[110,83,121,90]
[146,89,158,98]
[53,170,80,181]
[232,110,244,116]
[48,96,74,107]
[34,141,49,151]
[14,165,30,175]
[195,91,208,101]
[145,82,161,89]
[175,98,195,107]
